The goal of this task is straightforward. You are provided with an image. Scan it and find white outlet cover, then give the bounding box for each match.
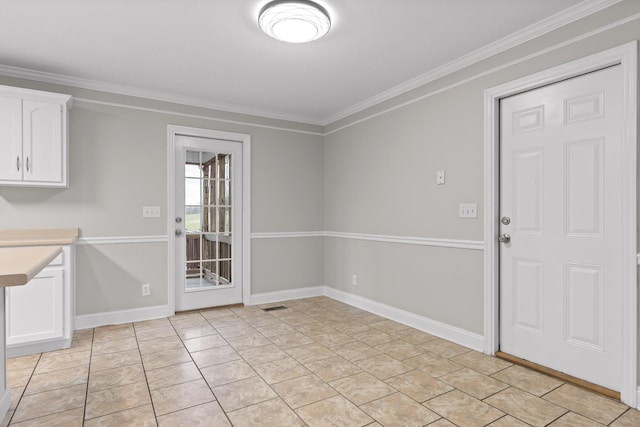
[142,206,161,218]
[459,203,478,218]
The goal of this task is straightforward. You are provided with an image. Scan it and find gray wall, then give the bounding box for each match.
[0,0,638,356]
[323,0,640,343]
[0,79,325,315]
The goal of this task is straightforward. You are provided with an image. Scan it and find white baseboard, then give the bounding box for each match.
[72,287,484,354]
[250,286,325,305]
[0,389,11,422]
[75,304,172,330]
[7,338,72,358]
[324,286,484,352]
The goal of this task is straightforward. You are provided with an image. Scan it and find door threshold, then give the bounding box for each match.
[175,303,244,315]
[495,351,620,401]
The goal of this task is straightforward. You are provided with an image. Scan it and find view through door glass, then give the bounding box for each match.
[184,150,233,290]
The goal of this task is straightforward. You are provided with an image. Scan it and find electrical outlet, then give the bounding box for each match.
[141,283,151,296]
[459,203,478,218]
[142,206,161,218]
[352,275,357,286]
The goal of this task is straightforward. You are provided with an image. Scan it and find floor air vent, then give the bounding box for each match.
[262,305,287,312]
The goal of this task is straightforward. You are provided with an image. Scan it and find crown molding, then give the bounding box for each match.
[73,97,324,136]
[321,0,623,126]
[324,10,640,136]
[0,0,620,128]
[0,63,324,126]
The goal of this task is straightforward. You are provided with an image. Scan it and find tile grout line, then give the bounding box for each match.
[207,307,373,424]
[81,328,94,426]
[6,352,44,426]
[5,297,637,426]
[259,307,363,426]
[608,408,631,426]
[85,324,147,423]
[172,310,235,425]
[132,321,160,425]
[538,383,626,426]
[208,309,307,423]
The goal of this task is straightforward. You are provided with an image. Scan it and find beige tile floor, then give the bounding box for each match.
[3,296,640,426]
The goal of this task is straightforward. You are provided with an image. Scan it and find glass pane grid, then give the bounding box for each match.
[183,150,233,290]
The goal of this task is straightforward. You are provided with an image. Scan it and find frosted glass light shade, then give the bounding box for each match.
[259,0,331,43]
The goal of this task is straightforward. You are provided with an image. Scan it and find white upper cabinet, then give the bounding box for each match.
[0,97,23,182]
[0,86,72,188]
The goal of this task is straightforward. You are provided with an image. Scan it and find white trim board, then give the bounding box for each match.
[249,285,483,351]
[249,286,325,306]
[251,232,325,239]
[325,231,483,251]
[0,65,321,126]
[74,98,324,136]
[324,287,484,352]
[0,1,621,128]
[75,304,172,330]
[483,41,638,407]
[7,339,72,359]
[0,390,11,425]
[323,0,622,125]
[73,285,484,354]
[74,232,482,250]
[77,235,168,245]
[325,11,640,135]
[253,231,484,251]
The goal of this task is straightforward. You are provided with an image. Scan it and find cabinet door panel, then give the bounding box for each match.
[6,268,64,345]
[23,100,63,183]
[0,96,23,181]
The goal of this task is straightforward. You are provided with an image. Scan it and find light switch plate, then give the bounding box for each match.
[436,170,445,185]
[459,203,478,218]
[143,206,161,218]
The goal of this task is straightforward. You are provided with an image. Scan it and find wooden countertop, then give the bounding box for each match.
[0,228,79,247]
[0,246,62,286]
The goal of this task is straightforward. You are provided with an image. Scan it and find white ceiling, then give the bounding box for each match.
[0,0,610,125]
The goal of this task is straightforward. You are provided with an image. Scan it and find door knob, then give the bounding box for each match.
[175,229,183,237]
[498,234,511,243]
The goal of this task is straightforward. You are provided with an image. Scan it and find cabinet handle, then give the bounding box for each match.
[26,157,30,172]
[16,156,20,172]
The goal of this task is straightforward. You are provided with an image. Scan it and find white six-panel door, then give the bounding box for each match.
[499,65,623,391]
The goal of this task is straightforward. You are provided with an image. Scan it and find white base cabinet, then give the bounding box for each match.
[5,245,75,357]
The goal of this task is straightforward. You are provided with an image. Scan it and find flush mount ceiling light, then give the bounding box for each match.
[259,0,331,43]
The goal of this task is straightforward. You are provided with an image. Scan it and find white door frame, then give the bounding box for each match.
[483,41,638,407]
[167,125,252,313]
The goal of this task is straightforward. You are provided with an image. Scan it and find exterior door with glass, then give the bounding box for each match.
[174,134,243,311]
